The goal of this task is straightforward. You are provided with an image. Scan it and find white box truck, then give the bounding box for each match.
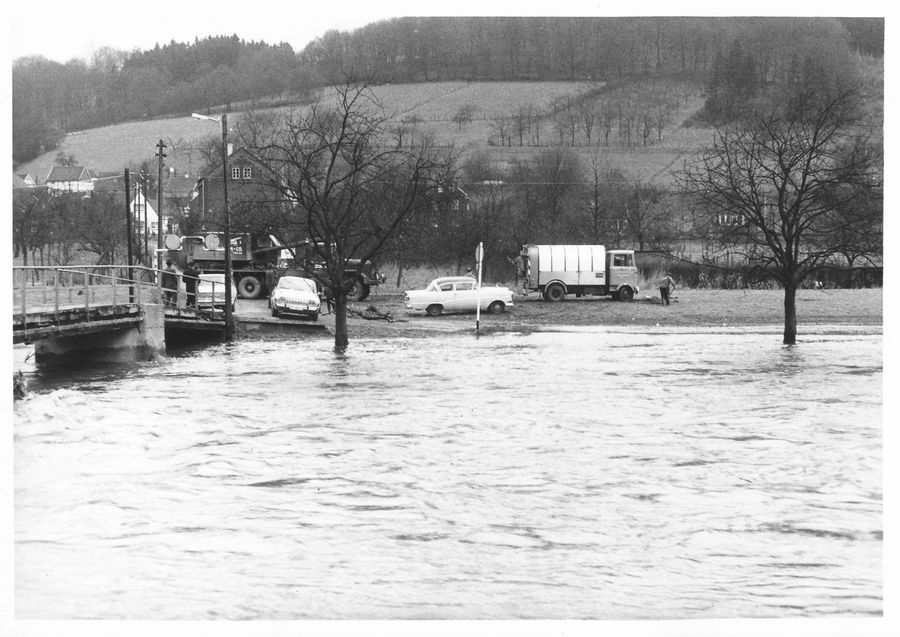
[518,244,641,301]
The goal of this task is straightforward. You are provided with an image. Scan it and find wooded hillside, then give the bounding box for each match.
[12,17,883,166]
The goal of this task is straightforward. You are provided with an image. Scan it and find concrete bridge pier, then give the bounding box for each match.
[34,303,167,365]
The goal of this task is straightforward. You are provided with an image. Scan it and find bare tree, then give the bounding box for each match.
[490,115,510,146]
[578,102,596,145]
[625,179,670,251]
[582,151,629,242]
[253,78,452,348]
[679,85,881,344]
[452,103,477,131]
[511,104,530,146]
[12,188,53,268]
[76,191,128,265]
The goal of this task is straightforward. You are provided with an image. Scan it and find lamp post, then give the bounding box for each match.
[192,112,234,340]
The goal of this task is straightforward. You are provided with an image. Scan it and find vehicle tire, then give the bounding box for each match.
[237,275,262,299]
[426,304,444,316]
[618,286,634,302]
[488,300,505,314]
[545,283,566,302]
[309,312,319,322]
[271,308,279,318]
[350,278,370,301]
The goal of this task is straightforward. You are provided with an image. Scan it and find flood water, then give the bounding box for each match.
[12,325,883,620]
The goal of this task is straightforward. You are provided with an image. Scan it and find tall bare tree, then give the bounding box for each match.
[679,85,881,344]
[253,78,452,348]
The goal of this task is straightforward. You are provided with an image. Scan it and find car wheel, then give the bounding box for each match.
[237,275,262,299]
[618,286,634,302]
[309,312,319,321]
[271,308,279,318]
[349,278,370,301]
[426,304,444,316]
[488,300,505,314]
[545,283,566,302]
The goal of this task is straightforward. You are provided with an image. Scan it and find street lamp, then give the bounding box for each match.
[192,112,234,341]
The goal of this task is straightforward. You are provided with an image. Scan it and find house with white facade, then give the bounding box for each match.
[45,166,93,194]
[131,189,160,237]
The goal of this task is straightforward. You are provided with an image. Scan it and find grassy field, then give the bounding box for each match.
[300,287,883,341]
[18,80,709,187]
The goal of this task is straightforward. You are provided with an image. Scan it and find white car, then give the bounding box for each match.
[196,273,237,312]
[270,275,320,320]
[404,276,514,316]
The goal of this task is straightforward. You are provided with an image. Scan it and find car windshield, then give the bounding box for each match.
[277,277,316,293]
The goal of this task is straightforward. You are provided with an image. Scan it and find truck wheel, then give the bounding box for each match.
[350,278,370,301]
[618,286,634,302]
[545,283,566,302]
[238,275,262,299]
[426,304,444,316]
[488,300,505,314]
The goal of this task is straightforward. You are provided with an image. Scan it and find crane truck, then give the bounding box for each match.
[164,233,385,301]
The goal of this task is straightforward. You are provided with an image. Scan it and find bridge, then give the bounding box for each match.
[13,265,227,363]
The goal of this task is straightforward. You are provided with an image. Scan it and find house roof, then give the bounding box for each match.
[165,175,197,198]
[92,174,126,192]
[46,166,91,182]
[13,173,32,188]
[200,146,275,180]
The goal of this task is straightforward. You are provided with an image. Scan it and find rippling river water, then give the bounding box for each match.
[12,325,882,620]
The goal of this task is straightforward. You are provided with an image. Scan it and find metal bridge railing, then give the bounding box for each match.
[12,265,164,330]
[13,265,227,333]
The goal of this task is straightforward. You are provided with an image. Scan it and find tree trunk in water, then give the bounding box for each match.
[783,283,797,345]
[333,291,349,349]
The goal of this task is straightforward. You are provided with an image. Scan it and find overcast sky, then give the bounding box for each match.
[8,0,873,65]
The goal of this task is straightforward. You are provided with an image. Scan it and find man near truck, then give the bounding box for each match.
[659,272,676,306]
[183,260,201,309]
[162,259,179,307]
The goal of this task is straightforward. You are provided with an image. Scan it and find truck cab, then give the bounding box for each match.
[607,250,640,300]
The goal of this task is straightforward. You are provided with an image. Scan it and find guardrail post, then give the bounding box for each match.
[55,268,61,325]
[84,268,90,318]
[20,269,27,324]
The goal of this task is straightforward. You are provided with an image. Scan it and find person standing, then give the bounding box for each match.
[183,260,201,309]
[659,272,676,306]
[265,263,277,297]
[161,259,179,307]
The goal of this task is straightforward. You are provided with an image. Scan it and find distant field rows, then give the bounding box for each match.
[19,81,709,186]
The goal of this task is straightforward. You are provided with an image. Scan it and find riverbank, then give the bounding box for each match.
[237,288,883,340]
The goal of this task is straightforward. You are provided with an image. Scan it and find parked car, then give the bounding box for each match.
[196,273,237,312]
[269,275,320,320]
[404,276,514,316]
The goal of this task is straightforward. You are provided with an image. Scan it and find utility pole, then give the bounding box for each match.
[125,168,134,301]
[156,139,167,272]
[191,111,234,341]
[141,172,149,266]
[222,113,233,341]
